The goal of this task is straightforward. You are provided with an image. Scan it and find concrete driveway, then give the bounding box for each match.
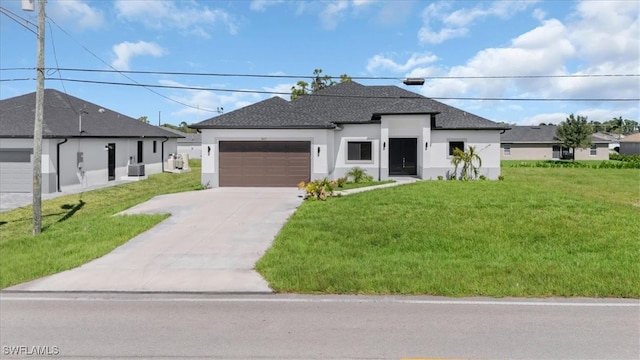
[7,187,303,293]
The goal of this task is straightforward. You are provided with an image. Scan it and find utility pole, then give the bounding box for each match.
[31,0,45,235]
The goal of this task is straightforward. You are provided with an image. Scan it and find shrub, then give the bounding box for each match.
[610,153,640,164]
[437,175,444,181]
[346,167,371,183]
[498,175,505,181]
[299,178,337,201]
[336,177,347,188]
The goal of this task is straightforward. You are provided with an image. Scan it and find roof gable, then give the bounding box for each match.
[0,89,180,139]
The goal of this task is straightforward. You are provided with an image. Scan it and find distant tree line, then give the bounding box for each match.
[539,117,638,135]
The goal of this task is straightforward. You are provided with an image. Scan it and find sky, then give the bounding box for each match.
[0,0,638,127]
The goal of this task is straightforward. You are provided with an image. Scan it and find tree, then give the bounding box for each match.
[138,116,149,123]
[556,114,593,162]
[290,69,351,100]
[451,146,482,180]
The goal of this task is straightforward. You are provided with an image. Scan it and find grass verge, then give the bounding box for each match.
[0,161,202,288]
[257,167,640,297]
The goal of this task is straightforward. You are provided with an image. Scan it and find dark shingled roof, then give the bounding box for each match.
[192,81,506,130]
[501,125,609,143]
[0,89,181,139]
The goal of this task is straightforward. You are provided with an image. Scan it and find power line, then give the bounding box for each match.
[2,67,639,80]
[38,77,640,102]
[43,17,222,113]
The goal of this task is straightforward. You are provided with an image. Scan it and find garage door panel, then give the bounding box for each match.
[0,150,33,193]
[219,141,310,187]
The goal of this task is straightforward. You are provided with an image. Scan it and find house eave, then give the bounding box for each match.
[192,124,335,130]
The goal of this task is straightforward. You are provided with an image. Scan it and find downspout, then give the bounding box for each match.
[161,137,169,172]
[56,138,68,192]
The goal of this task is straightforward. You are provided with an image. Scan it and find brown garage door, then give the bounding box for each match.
[219,141,310,187]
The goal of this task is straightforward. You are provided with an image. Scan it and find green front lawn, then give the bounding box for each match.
[0,161,202,289]
[257,167,640,297]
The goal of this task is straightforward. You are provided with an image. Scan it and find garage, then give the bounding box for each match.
[219,141,310,187]
[0,149,32,193]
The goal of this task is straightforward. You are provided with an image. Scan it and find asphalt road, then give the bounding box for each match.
[1,293,638,360]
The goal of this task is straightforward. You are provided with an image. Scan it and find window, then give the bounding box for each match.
[137,141,143,163]
[503,144,511,156]
[449,141,465,156]
[153,140,157,153]
[590,144,597,156]
[347,141,372,161]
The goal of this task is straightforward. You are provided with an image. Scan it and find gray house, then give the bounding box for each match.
[191,81,508,187]
[500,125,610,160]
[619,133,640,155]
[0,89,180,193]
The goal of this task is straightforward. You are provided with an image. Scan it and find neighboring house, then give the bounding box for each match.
[619,133,640,155]
[0,89,180,193]
[160,127,202,159]
[191,81,507,187]
[593,132,623,152]
[500,125,609,161]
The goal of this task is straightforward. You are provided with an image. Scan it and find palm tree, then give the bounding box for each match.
[451,146,482,180]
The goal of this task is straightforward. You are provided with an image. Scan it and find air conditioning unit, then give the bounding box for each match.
[128,164,145,176]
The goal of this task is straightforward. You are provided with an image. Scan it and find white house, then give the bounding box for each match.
[0,89,181,193]
[191,82,506,187]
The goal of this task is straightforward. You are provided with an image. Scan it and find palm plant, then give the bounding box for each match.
[345,167,367,183]
[451,146,482,180]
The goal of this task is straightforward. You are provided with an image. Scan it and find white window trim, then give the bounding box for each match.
[346,140,374,164]
[590,144,597,156]
[503,143,511,156]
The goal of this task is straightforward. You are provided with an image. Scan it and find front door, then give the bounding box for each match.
[108,143,116,181]
[389,138,417,175]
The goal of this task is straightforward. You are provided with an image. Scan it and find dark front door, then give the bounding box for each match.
[108,143,116,181]
[389,138,417,175]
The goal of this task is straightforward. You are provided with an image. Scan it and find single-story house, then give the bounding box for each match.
[160,127,202,159]
[0,89,180,193]
[500,125,610,161]
[619,132,640,155]
[191,81,508,187]
[593,132,623,152]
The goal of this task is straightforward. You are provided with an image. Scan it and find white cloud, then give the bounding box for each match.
[366,53,438,73]
[320,1,349,30]
[111,41,166,71]
[520,106,639,126]
[418,1,537,44]
[114,0,238,37]
[158,79,268,120]
[250,0,284,12]
[48,0,104,30]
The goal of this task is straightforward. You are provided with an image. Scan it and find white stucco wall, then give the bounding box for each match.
[430,130,502,179]
[333,123,380,180]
